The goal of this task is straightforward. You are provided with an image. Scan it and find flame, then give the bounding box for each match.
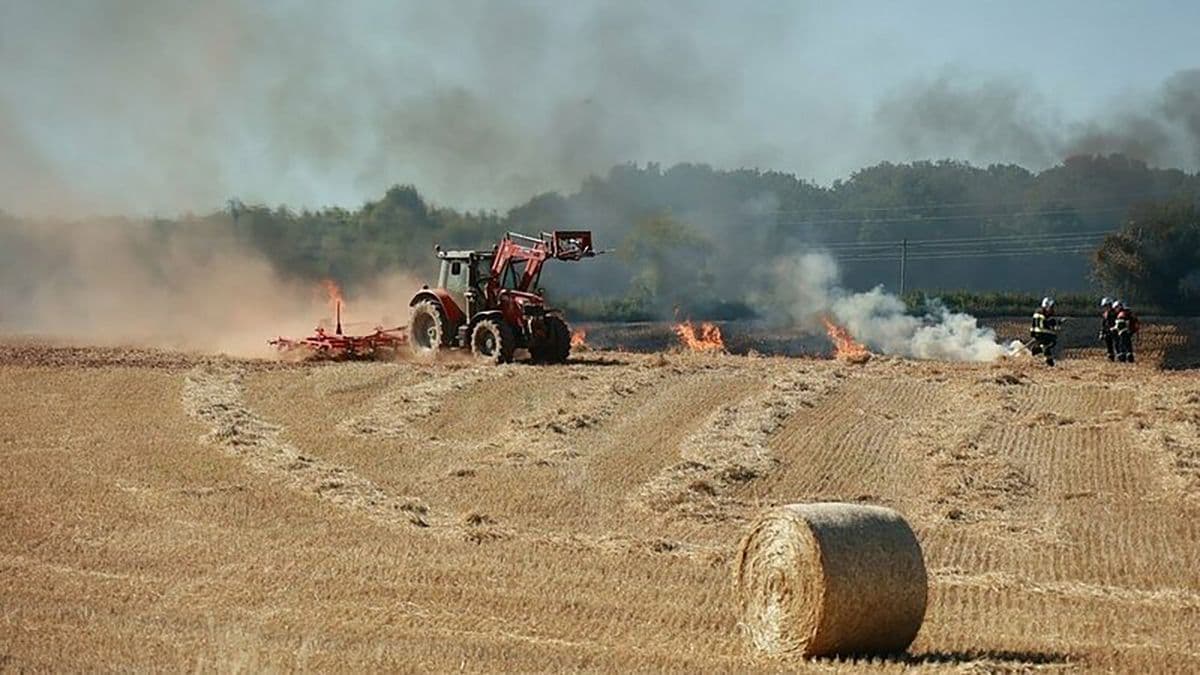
[570,328,588,349]
[822,316,871,363]
[319,279,344,312]
[674,320,726,352]
[313,279,346,333]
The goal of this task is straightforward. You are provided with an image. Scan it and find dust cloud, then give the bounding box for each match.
[774,252,1014,362]
[0,217,418,357]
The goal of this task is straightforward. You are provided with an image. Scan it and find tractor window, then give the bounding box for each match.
[474,258,492,282]
[444,260,468,294]
[501,261,542,291]
[502,260,527,290]
[471,257,492,292]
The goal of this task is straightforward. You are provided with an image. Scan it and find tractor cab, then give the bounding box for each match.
[435,249,493,318]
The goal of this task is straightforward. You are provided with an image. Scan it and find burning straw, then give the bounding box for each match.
[822,316,872,364]
[673,319,726,353]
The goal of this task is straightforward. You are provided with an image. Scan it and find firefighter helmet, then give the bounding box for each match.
[1041,297,1055,309]
[1100,296,1112,307]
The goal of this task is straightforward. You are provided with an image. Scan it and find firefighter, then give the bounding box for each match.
[1112,300,1140,363]
[1098,296,1117,361]
[1029,296,1063,366]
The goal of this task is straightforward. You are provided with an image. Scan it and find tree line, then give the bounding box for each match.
[3,153,1198,319]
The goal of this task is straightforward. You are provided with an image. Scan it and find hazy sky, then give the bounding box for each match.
[2,0,1198,216]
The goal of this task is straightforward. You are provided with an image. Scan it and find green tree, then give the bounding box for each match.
[619,214,713,312]
[1093,200,1200,311]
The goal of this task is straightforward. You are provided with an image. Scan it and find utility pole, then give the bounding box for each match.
[899,238,908,296]
[227,198,241,226]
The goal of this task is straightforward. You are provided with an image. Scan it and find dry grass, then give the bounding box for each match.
[2,333,1199,671]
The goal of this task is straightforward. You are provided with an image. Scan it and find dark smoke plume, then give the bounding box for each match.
[876,69,1200,171]
[0,1,789,216]
[3,2,1199,218]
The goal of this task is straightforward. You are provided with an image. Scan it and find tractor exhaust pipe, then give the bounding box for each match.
[336,300,343,336]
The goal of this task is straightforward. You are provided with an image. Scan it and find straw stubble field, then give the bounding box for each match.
[1,331,1199,671]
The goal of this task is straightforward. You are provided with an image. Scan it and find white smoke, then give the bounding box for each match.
[774,252,1017,362]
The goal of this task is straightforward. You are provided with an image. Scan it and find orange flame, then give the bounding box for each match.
[319,279,344,312]
[674,320,726,352]
[570,328,588,349]
[314,279,346,333]
[822,316,871,363]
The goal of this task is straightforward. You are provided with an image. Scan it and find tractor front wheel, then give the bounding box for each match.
[471,319,516,364]
[532,315,571,364]
[409,300,448,358]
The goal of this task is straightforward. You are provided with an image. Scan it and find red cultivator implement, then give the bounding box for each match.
[269,301,407,360]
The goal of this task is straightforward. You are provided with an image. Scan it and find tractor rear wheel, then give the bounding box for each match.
[409,300,448,358]
[533,315,571,364]
[471,319,516,364]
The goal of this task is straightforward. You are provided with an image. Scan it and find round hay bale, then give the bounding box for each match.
[734,502,927,658]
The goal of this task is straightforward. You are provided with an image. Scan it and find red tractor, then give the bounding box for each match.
[407,231,595,363]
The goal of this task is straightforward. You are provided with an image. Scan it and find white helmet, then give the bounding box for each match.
[1100,296,1112,307]
[1041,297,1055,309]
[1112,299,1123,310]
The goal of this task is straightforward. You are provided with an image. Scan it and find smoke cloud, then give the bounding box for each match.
[774,252,1014,362]
[4,2,1199,218]
[876,69,1200,172]
[0,1,793,216]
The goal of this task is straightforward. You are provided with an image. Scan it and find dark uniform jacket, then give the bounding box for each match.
[1031,309,1060,337]
[1100,308,1116,334]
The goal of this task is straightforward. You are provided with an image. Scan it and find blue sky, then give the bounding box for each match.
[1,0,1198,216]
[802,2,1199,111]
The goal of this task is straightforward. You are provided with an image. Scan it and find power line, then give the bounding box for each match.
[742,187,1197,216]
[905,236,1106,252]
[837,245,1098,263]
[768,206,1127,228]
[830,241,1099,257]
[835,238,1104,256]
[815,229,1112,250]
[839,241,1099,258]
